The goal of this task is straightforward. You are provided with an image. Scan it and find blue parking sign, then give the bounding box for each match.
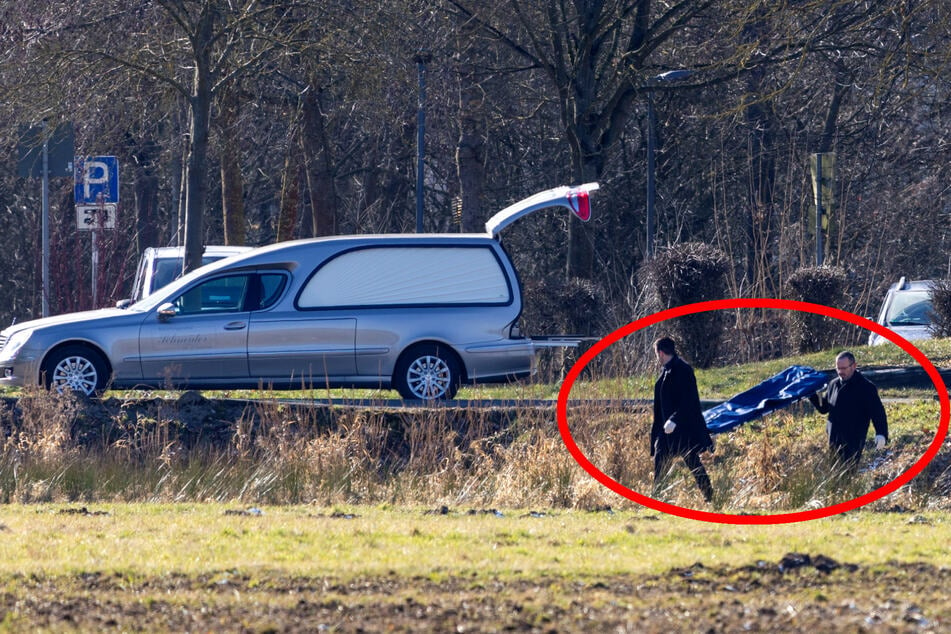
[74,156,119,204]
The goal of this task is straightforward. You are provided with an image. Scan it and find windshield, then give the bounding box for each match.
[125,259,237,313]
[884,290,933,326]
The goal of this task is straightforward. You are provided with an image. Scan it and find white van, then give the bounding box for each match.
[125,245,252,305]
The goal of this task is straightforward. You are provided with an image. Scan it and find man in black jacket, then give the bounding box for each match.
[809,351,888,471]
[651,337,715,502]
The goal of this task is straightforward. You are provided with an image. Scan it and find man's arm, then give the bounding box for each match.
[809,387,831,414]
[868,383,888,442]
[667,364,701,426]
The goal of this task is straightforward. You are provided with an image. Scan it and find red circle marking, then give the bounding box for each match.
[556,298,950,524]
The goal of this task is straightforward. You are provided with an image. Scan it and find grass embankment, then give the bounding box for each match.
[561,337,951,401]
[0,339,946,511]
[0,370,946,512]
[0,340,947,511]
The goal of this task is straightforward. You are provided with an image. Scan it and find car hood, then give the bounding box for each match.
[869,324,932,345]
[1,308,137,337]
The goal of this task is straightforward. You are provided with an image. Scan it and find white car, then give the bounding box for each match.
[125,245,253,305]
[868,278,935,345]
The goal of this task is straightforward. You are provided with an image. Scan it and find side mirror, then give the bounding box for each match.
[115,299,132,309]
[157,302,178,322]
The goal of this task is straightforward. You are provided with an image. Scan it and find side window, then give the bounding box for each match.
[254,273,288,310]
[298,246,511,308]
[174,275,250,315]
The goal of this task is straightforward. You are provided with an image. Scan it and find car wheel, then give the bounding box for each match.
[394,344,462,401]
[41,345,109,396]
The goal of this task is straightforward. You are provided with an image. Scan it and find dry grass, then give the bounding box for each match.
[0,389,945,514]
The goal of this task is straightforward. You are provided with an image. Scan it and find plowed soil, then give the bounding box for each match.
[2,558,946,632]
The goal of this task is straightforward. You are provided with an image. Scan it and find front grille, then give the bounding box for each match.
[0,335,6,352]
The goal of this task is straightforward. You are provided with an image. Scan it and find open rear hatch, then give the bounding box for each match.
[484,183,598,238]
[484,183,601,350]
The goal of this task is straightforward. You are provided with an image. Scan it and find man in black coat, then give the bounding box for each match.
[809,351,888,471]
[651,336,715,502]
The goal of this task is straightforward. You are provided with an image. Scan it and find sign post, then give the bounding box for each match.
[75,156,119,306]
[17,122,74,317]
[809,152,835,267]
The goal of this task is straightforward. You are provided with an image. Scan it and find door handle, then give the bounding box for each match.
[224,322,247,330]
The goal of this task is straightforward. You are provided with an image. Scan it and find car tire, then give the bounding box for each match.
[41,345,110,396]
[393,344,462,401]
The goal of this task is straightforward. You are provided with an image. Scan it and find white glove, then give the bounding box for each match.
[826,421,831,436]
[875,435,886,450]
[663,419,677,434]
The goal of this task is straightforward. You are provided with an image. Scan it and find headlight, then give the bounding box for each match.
[0,330,31,363]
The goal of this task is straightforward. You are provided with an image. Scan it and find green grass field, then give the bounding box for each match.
[0,504,949,631]
[2,504,949,579]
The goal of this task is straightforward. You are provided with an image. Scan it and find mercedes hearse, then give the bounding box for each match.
[0,183,598,400]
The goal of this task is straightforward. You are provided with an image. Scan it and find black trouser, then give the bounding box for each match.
[653,444,713,502]
[830,442,862,474]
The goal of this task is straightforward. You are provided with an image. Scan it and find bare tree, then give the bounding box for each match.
[217,82,247,245]
[445,0,720,277]
[33,0,313,271]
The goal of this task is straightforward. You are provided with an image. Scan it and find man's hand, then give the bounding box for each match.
[875,434,886,450]
[663,419,677,434]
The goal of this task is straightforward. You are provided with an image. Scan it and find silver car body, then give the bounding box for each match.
[867,277,935,345]
[0,183,598,399]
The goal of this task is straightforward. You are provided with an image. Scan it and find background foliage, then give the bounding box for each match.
[641,242,730,368]
[783,266,849,353]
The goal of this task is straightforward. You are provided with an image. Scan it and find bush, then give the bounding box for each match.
[520,276,609,381]
[520,276,608,337]
[783,266,848,353]
[930,279,951,338]
[641,242,729,368]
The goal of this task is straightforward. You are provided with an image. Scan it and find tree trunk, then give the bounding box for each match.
[300,85,337,237]
[744,92,777,296]
[277,124,301,242]
[219,86,247,246]
[133,137,159,254]
[566,153,600,280]
[456,14,485,233]
[182,6,215,274]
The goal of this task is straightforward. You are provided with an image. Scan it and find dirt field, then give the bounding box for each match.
[2,558,947,632]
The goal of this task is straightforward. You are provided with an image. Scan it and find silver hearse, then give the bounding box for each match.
[0,183,598,400]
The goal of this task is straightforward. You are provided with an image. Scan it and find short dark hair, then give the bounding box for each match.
[836,351,856,365]
[654,336,676,355]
